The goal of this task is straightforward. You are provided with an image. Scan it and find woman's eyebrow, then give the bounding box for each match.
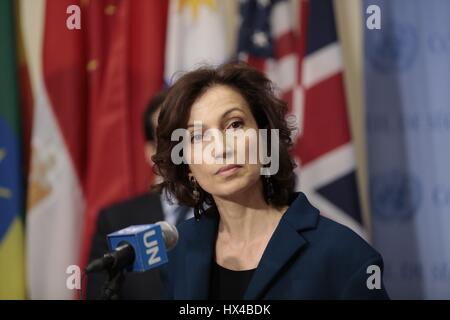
[187,123,208,130]
[186,107,245,128]
[220,107,245,119]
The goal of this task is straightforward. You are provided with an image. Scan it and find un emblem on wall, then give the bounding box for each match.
[366,22,419,73]
[370,171,421,221]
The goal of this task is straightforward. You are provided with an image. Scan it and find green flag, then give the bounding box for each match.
[0,0,26,299]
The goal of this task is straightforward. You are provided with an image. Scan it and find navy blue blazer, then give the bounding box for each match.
[160,192,389,299]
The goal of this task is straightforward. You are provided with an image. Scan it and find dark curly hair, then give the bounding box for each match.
[152,62,297,211]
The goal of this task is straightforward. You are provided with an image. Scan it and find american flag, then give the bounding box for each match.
[238,0,366,239]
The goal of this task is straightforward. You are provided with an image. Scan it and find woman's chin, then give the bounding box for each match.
[210,176,258,199]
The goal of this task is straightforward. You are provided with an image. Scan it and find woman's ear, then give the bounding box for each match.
[144,142,156,165]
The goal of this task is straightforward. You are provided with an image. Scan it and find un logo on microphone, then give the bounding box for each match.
[366,22,418,73]
[370,170,421,221]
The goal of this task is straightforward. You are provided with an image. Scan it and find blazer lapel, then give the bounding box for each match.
[243,223,307,299]
[182,192,318,300]
[184,212,219,299]
[243,192,319,300]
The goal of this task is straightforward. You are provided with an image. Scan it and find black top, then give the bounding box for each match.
[209,262,256,300]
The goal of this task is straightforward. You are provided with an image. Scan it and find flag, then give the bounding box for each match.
[238,0,365,238]
[25,0,168,299]
[78,0,169,281]
[26,0,87,299]
[165,0,229,84]
[0,0,26,299]
[364,0,450,298]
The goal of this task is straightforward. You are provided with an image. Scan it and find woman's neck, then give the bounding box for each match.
[213,182,287,243]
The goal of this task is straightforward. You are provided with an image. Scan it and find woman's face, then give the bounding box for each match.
[185,85,263,199]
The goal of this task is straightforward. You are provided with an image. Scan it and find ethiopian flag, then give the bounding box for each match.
[0,0,26,299]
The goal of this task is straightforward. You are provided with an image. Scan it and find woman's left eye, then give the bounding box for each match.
[228,120,244,129]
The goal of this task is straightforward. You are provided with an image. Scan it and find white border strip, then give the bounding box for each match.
[302,42,343,89]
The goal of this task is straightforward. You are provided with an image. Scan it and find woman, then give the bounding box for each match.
[153,62,389,300]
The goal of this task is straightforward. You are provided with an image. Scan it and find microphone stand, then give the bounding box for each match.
[100,266,125,300]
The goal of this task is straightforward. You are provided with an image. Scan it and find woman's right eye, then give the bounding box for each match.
[191,133,203,143]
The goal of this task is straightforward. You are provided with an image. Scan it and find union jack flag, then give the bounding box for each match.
[238,0,366,238]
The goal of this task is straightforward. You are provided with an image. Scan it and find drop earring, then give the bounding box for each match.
[264,174,274,202]
[190,176,203,221]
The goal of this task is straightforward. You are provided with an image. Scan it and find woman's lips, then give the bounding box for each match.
[215,164,243,176]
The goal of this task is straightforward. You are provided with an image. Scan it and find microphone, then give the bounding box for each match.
[85,221,178,274]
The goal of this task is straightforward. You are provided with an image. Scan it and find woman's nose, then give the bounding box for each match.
[213,136,234,162]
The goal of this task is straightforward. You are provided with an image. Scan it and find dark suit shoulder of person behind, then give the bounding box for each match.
[86,192,165,300]
[160,192,390,300]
